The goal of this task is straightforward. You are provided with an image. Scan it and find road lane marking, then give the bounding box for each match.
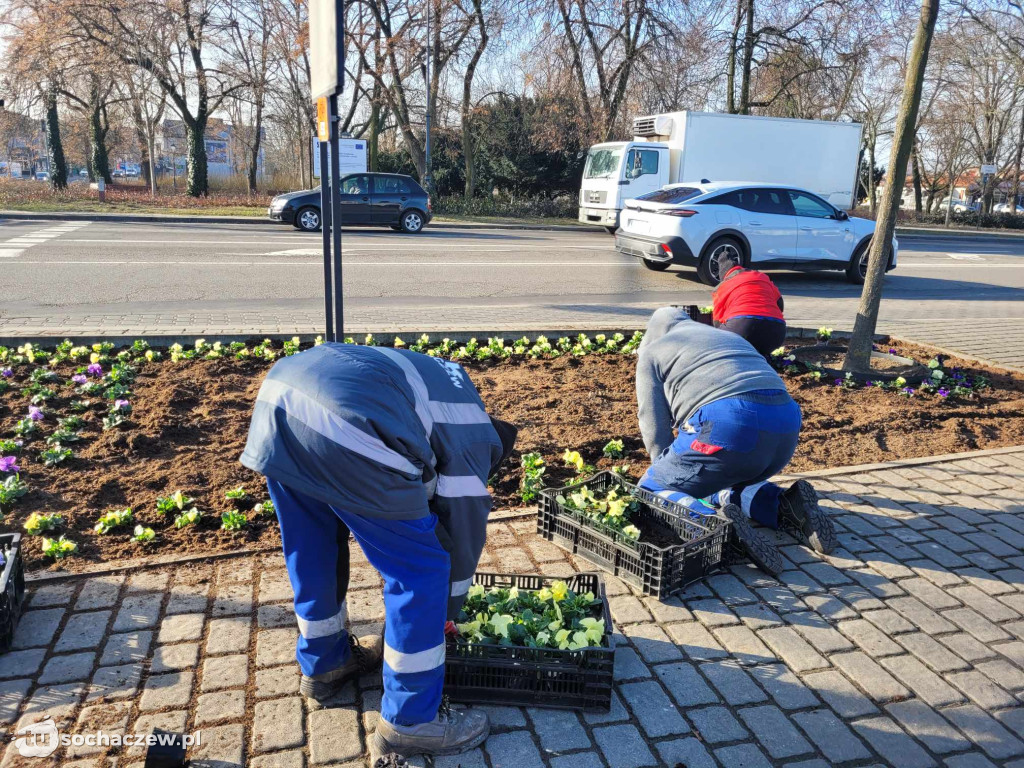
[947,253,986,261]
[0,221,91,260]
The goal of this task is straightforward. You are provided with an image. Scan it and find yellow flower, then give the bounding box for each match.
[606,498,627,518]
[536,631,551,646]
[537,587,553,602]
[457,620,482,637]
[551,581,569,602]
[562,450,584,471]
[89,353,100,364]
[490,614,514,638]
[622,525,641,540]
[467,583,485,599]
[580,617,605,645]
[554,628,572,649]
[548,620,563,632]
[569,631,590,650]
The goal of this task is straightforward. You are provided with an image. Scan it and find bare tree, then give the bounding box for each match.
[845,0,939,373]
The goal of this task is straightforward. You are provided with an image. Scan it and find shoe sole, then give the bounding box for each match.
[370,724,490,759]
[788,480,837,555]
[300,672,358,702]
[720,504,784,577]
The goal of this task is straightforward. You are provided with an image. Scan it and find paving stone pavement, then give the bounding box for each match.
[2,447,1024,767]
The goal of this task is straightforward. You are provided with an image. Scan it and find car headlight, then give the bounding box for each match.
[271,199,286,211]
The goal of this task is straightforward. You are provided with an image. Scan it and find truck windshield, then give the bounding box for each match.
[584,148,623,179]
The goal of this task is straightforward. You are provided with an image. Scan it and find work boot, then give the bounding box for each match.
[719,503,784,577]
[371,700,490,759]
[778,480,837,555]
[299,633,383,703]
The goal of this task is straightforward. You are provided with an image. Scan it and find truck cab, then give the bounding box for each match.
[578,141,670,231]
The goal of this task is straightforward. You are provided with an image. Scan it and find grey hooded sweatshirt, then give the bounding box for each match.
[636,307,787,458]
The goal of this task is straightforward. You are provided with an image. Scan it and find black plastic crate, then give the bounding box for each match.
[0,534,25,652]
[679,304,714,325]
[444,572,614,712]
[538,471,728,598]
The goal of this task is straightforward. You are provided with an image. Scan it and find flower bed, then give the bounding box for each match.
[1,335,1022,571]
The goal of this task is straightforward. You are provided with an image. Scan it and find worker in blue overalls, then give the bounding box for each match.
[241,342,517,759]
[635,307,836,575]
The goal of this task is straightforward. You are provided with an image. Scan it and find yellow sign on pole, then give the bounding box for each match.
[317,97,330,142]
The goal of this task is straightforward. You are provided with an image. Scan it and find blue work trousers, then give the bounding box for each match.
[639,390,801,527]
[267,479,450,727]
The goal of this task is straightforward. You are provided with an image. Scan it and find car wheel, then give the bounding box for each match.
[295,206,321,232]
[642,258,671,271]
[400,210,425,233]
[698,236,744,286]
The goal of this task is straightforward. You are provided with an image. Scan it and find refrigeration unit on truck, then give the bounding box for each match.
[578,111,863,230]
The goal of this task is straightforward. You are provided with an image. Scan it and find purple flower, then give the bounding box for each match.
[114,399,130,411]
[888,347,897,354]
[0,368,11,378]
[901,387,915,396]
[87,363,103,377]
[938,388,950,398]
[833,378,843,386]
[0,457,18,474]
[28,406,44,421]
[71,374,87,385]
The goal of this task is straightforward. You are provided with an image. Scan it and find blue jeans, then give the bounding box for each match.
[267,479,450,727]
[639,390,801,527]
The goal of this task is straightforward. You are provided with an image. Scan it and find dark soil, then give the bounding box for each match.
[3,343,1023,572]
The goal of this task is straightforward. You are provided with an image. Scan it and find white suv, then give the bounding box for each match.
[615,181,898,285]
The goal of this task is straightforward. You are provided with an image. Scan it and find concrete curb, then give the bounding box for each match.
[3,208,1022,237]
[775,444,1024,482]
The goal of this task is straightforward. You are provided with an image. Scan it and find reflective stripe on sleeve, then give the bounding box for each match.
[257,379,418,475]
[295,602,347,640]
[436,474,489,498]
[429,400,491,425]
[383,641,447,674]
[450,576,474,597]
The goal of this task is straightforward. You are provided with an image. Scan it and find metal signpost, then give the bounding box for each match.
[310,0,346,341]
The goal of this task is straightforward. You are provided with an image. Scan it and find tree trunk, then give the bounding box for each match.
[868,140,877,215]
[247,103,263,195]
[1011,103,1024,212]
[147,133,158,196]
[45,84,68,191]
[944,172,956,227]
[725,0,743,114]
[90,98,112,184]
[368,92,380,173]
[911,139,923,212]
[738,0,755,115]
[844,0,939,373]
[185,119,209,197]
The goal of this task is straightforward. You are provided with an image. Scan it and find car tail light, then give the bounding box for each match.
[660,244,673,257]
[664,209,698,218]
[427,196,432,212]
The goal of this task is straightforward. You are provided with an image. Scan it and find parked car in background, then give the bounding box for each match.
[615,181,898,285]
[34,171,49,182]
[938,198,978,213]
[994,201,1024,214]
[268,173,431,233]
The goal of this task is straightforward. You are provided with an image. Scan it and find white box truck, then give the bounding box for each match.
[579,111,862,230]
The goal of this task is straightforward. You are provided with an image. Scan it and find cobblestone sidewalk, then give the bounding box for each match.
[3,447,1024,768]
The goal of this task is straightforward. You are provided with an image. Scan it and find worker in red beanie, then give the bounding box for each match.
[711,255,786,359]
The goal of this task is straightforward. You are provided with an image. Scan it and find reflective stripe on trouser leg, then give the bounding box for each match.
[638,469,716,517]
[739,481,782,528]
[333,508,450,727]
[267,479,351,676]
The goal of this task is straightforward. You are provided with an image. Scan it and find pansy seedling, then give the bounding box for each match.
[132,525,157,544]
[224,487,249,503]
[24,512,62,536]
[40,447,73,467]
[41,535,77,559]
[602,439,625,459]
[174,508,202,528]
[46,429,82,446]
[0,440,23,456]
[156,491,194,515]
[95,508,134,534]
[0,475,29,510]
[221,510,248,531]
[256,500,275,517]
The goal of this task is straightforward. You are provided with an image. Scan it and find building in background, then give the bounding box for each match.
[156,118,265,179]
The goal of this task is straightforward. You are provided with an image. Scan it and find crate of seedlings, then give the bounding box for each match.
[676,304,714,325]
[445,572,614,712]
[538,471,728,598]
[0,533,26,652]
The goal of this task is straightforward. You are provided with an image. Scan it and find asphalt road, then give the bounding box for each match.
[1,217,1023,329]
